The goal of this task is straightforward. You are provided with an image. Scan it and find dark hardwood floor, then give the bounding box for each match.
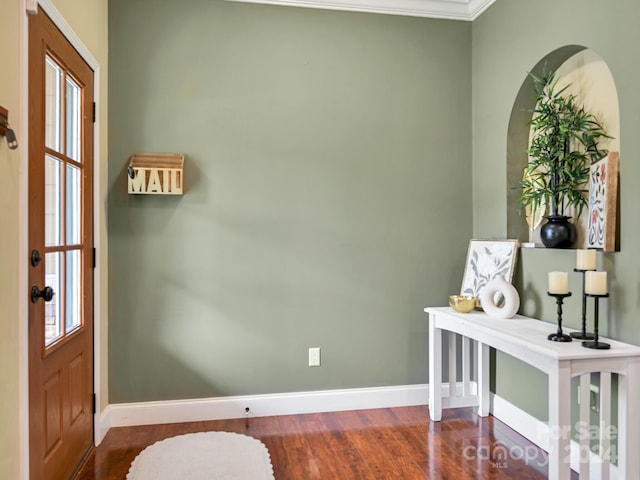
[75,406,572,479]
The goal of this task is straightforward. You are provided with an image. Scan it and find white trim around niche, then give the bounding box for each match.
[225,0,496,21]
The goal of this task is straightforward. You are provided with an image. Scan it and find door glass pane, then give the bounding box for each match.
[45,154,63,247]
[66,249,81,333]
[66,76,81,162]
[44,252,63,346]
[45,57,62,152]
[66,164,81,245]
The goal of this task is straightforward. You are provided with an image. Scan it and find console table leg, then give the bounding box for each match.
[618,359,640,479]
[477,342,490,417]
[429,317,442,421]
[548,363,571,480]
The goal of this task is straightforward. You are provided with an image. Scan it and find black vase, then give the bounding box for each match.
[540,215,576,248]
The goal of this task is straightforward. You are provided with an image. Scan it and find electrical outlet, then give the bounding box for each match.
[308,347,321,367]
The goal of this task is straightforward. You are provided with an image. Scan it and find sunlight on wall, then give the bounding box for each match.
[555,49,619,153]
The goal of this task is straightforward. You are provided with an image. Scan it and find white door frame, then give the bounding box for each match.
[19,0,104,478]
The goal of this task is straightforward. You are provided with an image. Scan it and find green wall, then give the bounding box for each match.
[473,0,640,419]
[108,0,472,402]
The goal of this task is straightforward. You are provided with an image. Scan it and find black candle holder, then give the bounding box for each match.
[570,269,595,340]
[547,292,572,342]
[582,293,610,350]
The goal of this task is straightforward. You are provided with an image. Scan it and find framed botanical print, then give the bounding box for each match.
[460,239,519,298]
[588,153,619,252]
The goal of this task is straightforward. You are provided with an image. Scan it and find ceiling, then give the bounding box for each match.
[226,0,497,21]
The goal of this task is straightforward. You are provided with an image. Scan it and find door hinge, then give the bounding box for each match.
[92,102,96,123]
[92,247,96,269]
[93,393,96,414]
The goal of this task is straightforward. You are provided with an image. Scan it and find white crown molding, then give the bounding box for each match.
[225,0,496,21]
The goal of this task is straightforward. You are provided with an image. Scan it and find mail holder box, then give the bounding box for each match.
[128,153,184,195]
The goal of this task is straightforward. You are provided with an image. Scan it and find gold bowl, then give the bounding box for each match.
[448,295,477,313]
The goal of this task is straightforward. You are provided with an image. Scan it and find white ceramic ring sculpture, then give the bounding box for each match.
[480,275,520,319]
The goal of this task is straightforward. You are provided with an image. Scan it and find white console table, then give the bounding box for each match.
[425,306,640,480]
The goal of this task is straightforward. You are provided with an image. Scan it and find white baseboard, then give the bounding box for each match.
[102,383,430,431]
[491,393,550,450]
[96,405,111,444]
[95,384,617,478]
[491,393,618,479]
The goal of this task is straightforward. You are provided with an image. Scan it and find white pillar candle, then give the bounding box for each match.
[548,271,569,294]
[576,249,597,270]
[585,271,608,295]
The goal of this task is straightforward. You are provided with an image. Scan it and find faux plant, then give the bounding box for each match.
[519,70,610,219]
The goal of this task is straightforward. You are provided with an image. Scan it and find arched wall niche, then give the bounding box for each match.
[506,46,620,247]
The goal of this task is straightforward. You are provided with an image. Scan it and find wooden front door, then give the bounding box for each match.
[28,8,95,480]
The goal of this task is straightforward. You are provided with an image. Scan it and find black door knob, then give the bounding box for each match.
[31,285,54,303]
